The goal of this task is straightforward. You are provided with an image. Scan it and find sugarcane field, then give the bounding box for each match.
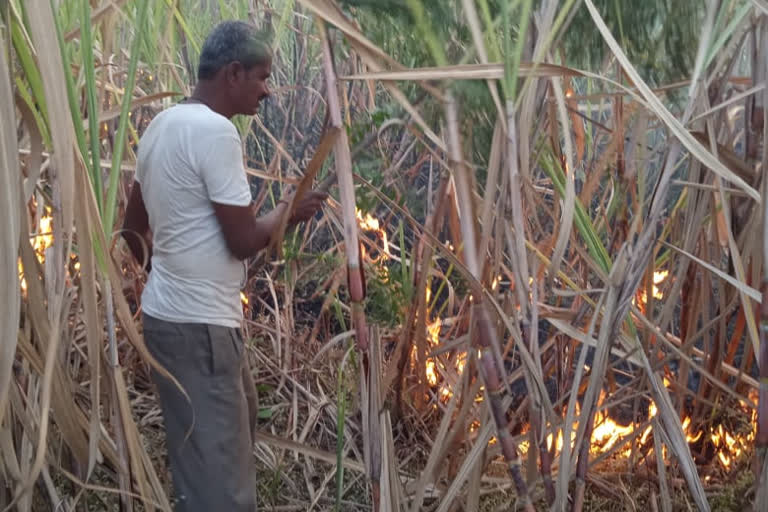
[2,0,768,510]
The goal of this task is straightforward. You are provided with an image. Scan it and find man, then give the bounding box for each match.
[122,20,326,511]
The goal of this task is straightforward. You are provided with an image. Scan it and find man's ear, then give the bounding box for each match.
[225,61,244,85]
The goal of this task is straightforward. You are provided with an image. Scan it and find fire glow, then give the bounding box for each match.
[518,381,753,473]
[356,207,390,263]
[353,208,753,473]
[19,208,55,292]
[637,269,669,307]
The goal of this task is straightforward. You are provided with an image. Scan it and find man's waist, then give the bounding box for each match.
[148,261,245,289]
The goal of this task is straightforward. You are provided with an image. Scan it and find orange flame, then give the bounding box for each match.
[592,394,635,455]
[522,380,710,462]
[356,207,390,263]
[18,259,27,293]
[425,318,441,386]
[637,270,669,307]
[20,209,55,292]
[34,211,54,257]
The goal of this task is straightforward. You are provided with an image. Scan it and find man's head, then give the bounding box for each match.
[197,21,272,116]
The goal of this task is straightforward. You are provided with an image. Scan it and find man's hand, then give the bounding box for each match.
[213,189,328,261]
[287,190,328,225]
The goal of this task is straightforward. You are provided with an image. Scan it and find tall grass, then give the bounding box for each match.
[1,0,766,510]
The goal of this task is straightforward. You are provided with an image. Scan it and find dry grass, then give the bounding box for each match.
[1,0,767,511]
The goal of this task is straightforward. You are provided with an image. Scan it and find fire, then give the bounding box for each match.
[591,395,635,455]
[356,207,390,263]
[425,363,438,387]
[711,425,740,468]
[18,259,27,293]
[20,208,54,292]
[525,380,709,462]
[710,418,753,470]
[422,315,467,397]
[637,270,669,306]
[517,382,758,477]
[427,317,441,345]
[34,211,54,257]
[356,207,380,232]
[240,292,249,306]
[651,270,668,299]
[425,318,441,386]
[682,417,702,443]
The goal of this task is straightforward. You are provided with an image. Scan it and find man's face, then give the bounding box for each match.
[229,58,272,116]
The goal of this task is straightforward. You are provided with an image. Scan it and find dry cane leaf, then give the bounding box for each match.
[0,18,22,426]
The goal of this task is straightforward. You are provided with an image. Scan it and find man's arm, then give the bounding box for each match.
[122,181,153,271]
[214,190,327,261]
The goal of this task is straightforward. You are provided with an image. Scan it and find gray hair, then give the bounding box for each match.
[197,21,272,80]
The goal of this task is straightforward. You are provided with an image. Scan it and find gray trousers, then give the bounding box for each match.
[143,314,258,511]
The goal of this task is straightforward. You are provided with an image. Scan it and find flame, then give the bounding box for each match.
[591,392,635,455]
[426,360,438,386]
[637,270,669,307]
[710,422,750,470]
[524,384,708,462]
[515,379,749,473]
[425,318,441,386]
[356,208,380,232]
[427,318,441,346]
[240,292,249,306]
[18,259,27,293]
[356,207,390,263]
[34,209,54,258]
[19,208,54,291]
[422,317,467,397]
[682,417,703,443]
[652,270,668,299]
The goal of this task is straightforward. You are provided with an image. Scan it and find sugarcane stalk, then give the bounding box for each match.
[104,277,134,512]
[523,319,555,504]
[758,279,768,470]
[506,74,553,505]
[571,282,622,512]
[319,23,368,352]
[393,175,450,416]
[571,400,593,512]
[445,92,533,511]
[754,15,767,509]
[320,21,379,510]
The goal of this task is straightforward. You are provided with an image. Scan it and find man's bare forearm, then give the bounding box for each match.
[214,192,324,261]
[247,201,290,258]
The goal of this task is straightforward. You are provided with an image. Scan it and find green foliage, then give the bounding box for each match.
[364,261,409,327]
[80,0,103,210]
[335,355,347,510]
[104,0,151,236]
[563,0,704,84]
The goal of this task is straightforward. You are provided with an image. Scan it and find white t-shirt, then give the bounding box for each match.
[135,103,252,328]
